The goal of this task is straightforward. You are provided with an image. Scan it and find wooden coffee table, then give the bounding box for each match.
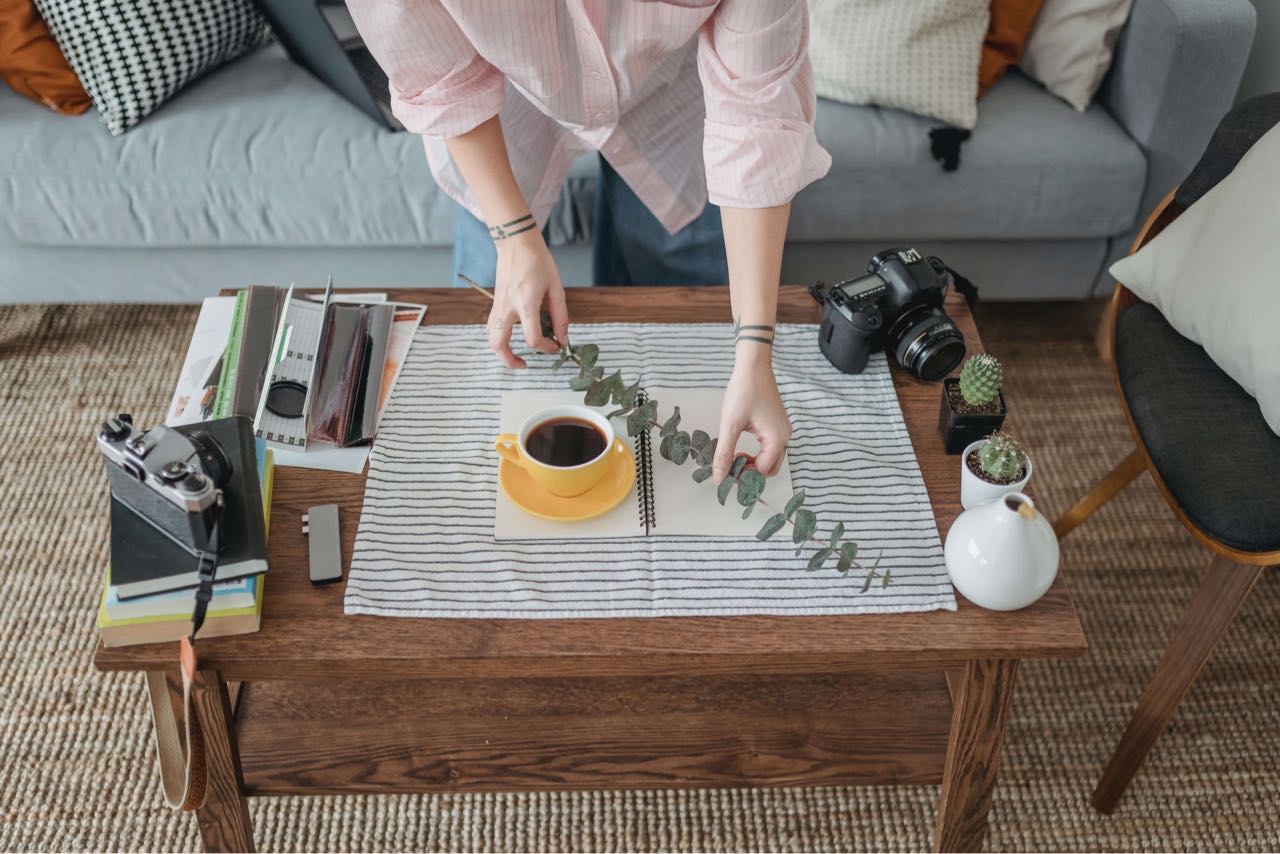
[95,286,1086,853]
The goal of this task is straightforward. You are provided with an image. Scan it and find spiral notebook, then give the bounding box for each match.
[494,389,793,540]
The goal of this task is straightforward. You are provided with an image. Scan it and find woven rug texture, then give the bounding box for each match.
[0,302,1276,852]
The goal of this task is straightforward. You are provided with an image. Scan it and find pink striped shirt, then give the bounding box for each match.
[346,0,831,233]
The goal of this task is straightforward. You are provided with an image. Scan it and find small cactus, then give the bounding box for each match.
[977,431,1027,483]
[958,354,1003,406]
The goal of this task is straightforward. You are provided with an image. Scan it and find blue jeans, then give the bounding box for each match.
[452,156,729,286]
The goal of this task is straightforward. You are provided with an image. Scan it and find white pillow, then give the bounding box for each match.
[808,0,989,129]
[1020,0,1135,112]
[1109,123,1280,435]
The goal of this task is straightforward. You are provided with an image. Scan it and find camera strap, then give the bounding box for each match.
[145,639,207,812]
[141,495,226,814]
[188,496,224,643]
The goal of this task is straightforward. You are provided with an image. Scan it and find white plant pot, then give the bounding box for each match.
[945,492,1059,611]
[960,439,1033,510]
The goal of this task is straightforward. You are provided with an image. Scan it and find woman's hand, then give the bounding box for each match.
[713,349,791,480]
[487,230,570,368]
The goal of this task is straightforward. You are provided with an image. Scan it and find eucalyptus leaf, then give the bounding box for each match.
[569,374,592,392]
[808,548,832,570]
[837,542,858,572]
[660,407,682,438]
[736,469,765,506]
[829,522,845,548]
[592,366,604,380]
[552,353,569,370]
[691,430,710,453]
[860,572,874,593]
[729,455,748,479]
[659,434,674,462]
[575,343,599,369]
[756,513,786,541]
[791,508,817,544]
[717,476,733,506]
[882,569,891,588]
[605,407,631,420]
[540,309,555,341]
[621,382,641,408]
[784,490,806,519]
[626,408,650,438]
[696,437,718,467]
[671,431,692,464]
[692,465,714,483]
[741,503,754,520]
[584,377,613,406]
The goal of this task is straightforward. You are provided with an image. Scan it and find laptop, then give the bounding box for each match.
[253,0,404,131]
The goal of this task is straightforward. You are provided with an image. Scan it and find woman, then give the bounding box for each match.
[348,0,830,481]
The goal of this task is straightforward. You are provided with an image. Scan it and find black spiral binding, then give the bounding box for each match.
[634,389,657,535]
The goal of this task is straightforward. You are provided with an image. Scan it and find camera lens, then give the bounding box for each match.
[891,309,966,382]
[184,430,233,487]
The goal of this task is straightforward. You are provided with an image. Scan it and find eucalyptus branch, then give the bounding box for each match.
[458,274,888,586]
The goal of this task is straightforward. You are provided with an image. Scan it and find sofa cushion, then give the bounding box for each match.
[1,46,1145,250]
[0,43,454,249]
[790,69,1146,242]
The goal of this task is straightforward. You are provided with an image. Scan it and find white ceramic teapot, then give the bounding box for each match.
[944,492,1059,611]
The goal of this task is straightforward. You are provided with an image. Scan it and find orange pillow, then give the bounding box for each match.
[0,0,90,114]
[979,0,1046,97]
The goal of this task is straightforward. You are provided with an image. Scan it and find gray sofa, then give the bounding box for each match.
[0,0,1255,303]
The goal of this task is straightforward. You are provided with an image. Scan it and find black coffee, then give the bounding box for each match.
[525,417,607,467]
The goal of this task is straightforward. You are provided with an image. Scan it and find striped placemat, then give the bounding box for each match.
[345,323,956,618]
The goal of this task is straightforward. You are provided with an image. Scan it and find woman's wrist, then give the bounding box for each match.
[494,223,546,258]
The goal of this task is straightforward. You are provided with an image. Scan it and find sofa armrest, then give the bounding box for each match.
[1099,0,1256,223]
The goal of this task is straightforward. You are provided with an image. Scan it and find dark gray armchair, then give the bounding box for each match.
[1053,93,1280,813]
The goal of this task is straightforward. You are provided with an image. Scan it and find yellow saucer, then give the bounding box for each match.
[499,443,636,522]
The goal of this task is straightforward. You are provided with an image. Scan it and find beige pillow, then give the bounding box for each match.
[808,0,989,129]
[1020,0,1135,111]
[1109,123,1280,435]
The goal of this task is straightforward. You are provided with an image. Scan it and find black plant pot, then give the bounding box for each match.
[938,378,1007,454]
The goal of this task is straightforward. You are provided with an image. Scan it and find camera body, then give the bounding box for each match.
[817,247,966,381]
[97,414,264,581]
[97,414,233,553]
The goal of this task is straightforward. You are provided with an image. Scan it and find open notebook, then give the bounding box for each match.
[495,389,793,540]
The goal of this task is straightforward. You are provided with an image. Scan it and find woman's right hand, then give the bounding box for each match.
[487,229,570,368]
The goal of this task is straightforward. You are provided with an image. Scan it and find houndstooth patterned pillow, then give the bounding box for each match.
[33,0,270,135]
[808,0,989,130]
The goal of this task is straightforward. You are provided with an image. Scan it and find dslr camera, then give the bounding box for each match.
[814,247,966,381]
[97,414,263,585]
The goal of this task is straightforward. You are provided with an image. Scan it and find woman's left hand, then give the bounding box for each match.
[713,352,791,481]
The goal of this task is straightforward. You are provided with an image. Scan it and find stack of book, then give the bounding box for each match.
[96,441,276,648]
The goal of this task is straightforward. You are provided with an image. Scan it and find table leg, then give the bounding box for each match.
[191,671,255,853]
[933,659,1019,853]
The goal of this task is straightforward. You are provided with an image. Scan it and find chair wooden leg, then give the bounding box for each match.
[1053,448,1145,539]
[1092,556,1265,814]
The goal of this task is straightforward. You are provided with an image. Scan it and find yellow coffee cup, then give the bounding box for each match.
[494,405,626,497]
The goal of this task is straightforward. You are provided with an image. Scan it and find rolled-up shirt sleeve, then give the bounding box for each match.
[698,0,831,208]
[346,0,504,138]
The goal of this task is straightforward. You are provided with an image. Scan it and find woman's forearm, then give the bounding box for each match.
[721,203,790,365]
[444,115,533,227]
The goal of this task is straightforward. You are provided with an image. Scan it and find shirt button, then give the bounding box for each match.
[593,111,608,120]
[589,70,603,80]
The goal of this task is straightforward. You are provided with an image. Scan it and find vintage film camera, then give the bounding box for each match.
[814,247,967,381]
[96,414,265,608]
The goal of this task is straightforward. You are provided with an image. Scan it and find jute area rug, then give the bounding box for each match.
[1,302,1275,852]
